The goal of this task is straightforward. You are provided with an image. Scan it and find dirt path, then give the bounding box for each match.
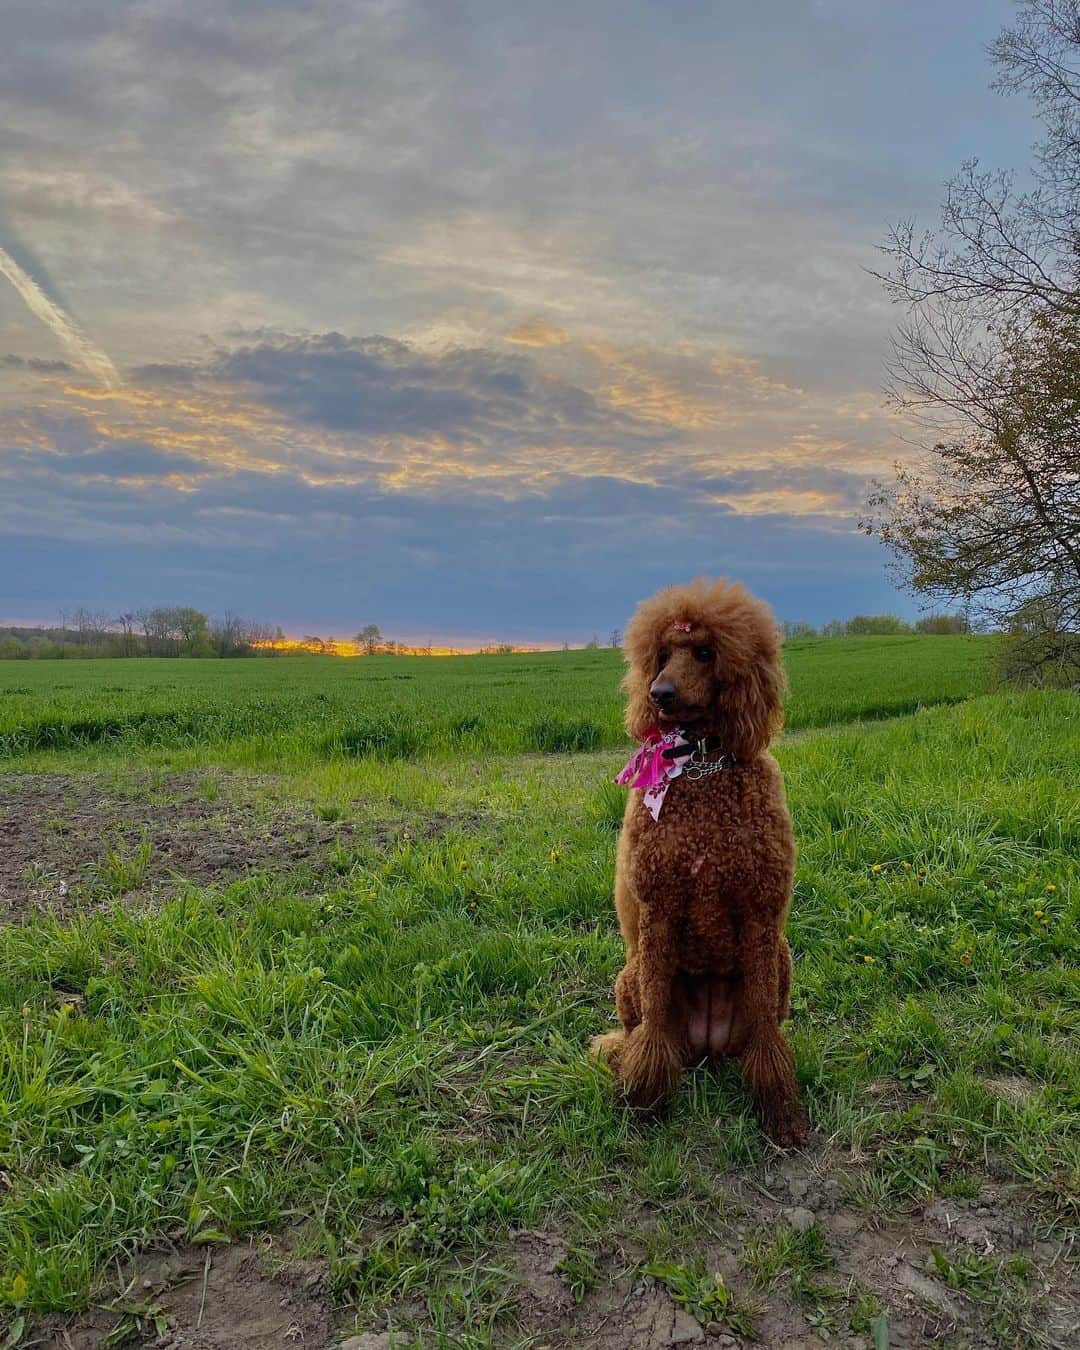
[0,771,356,922]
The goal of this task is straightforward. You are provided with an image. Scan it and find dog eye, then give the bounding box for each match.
[693,646,713,663]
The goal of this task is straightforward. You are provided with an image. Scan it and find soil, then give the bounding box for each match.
[504,1146,1077,1350]
[33,1239,336,1349]
[0,771,365,922]
[24,1124,1080,1349]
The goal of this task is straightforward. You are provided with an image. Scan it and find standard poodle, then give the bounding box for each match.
[591,578,808,1147]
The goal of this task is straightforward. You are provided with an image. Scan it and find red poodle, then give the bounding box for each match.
[591,578,808,1147]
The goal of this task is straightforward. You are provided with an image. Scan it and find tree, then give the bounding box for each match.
[871,1,1080,671]
[70,607,110,646]
[114,612,139,657]
[357,624,382,655]
[867,309,1080,636]
[211,612,248,656]
[609,628,623,648]
[173,607,211,654]
[139,607,177,655]
[844,614,913,636]
[915,614,971,635]
[781,620,818,639]
[878,1,1080,325]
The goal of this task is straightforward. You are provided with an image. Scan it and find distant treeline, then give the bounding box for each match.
[0,607,978,660]
[0,608,284,660]
[781,613,974,639]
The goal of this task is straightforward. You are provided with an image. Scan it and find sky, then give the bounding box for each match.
[0,0,1040,646]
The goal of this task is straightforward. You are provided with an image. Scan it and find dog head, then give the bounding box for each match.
[622,577,785,758]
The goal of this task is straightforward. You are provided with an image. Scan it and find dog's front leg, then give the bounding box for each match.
[617,898,682,1108]
[736,916,808,1147]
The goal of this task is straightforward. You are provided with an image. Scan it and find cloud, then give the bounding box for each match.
[211,332,600,439]
[2,353,73,372]
[2,437,211,483]
[0,437,898,638]
[128,330,675,479]
[0,240,120,388]
[504,318,569,347]
[4,324,906,522]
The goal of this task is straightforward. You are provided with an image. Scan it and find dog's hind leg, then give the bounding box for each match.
[777,936,792,1023]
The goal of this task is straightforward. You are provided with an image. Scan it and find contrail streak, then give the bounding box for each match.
[0,244,121,389]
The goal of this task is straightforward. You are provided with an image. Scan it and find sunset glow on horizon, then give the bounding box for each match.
[249,637,547,657]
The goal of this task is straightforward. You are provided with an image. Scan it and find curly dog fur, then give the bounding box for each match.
[590,577,808,1147]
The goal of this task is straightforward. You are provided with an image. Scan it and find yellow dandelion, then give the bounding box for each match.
[871,864,883,874]
[863,955,876,964]
[902,861,912,870]
[1034,909,1044,918]
[458,859,469,870]
[1045,883,1057,893]
[848,935,857,943]
[1040,917,1050,927]
[550,848,561,862]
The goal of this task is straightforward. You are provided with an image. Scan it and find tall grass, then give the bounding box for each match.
[0,636,997,766]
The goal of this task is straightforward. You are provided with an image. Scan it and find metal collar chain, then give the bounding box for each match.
[682,748,736,780]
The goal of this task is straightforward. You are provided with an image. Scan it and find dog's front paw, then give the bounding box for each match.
[618,1025,681,1110]
[589,1030,625,1071]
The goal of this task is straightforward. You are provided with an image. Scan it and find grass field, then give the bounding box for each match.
[1,637,1077,1348]
[0,634,995,765]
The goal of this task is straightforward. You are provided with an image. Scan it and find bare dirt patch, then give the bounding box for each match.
[34,1239,336,1349]
[0,771,360,922]
[26,1157,1079,1348]
[362,1152,1078,1348]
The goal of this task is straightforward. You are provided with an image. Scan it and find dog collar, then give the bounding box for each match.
[661,733,727,761]
[616,728,736,820]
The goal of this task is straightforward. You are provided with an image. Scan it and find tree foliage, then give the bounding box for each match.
[867,310,1080,633]
[869,1,1080,679]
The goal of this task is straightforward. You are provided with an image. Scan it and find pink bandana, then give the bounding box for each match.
[616,727,693,820]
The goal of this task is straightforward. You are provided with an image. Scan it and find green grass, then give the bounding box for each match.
[0,639,1076,1345]
[646,1257,756,1335]
[0,634,995,767]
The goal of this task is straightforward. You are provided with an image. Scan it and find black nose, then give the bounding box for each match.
[649,676,676,707]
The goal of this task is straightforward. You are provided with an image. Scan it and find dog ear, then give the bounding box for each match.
[722,635,785,759]
[622,659,656,741]
[621,606,662,740]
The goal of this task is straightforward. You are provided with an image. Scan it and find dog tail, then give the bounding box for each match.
[619,1024,682,1108]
